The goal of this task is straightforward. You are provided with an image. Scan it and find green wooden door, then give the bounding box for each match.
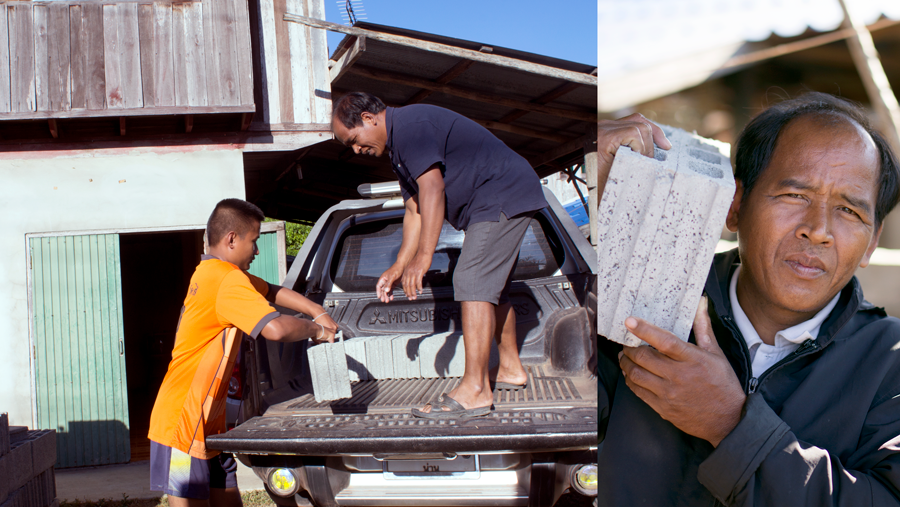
[30,234,130,468]
[248,229,280,284]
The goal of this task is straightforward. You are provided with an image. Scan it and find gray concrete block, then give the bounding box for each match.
[307,333,352,402]
[597,125,734,346]
[6,439,33,492]
[365,335,395,379]
[307,341,331,402]
[28,431,56,478]
[0,451,8,505]
[392,335,422,379]
[418,332,466,378]
[8,427,25,444]
[0,486,18,507]
[326,338,352,400]
[0,413,8,458]
[344,336,371,382]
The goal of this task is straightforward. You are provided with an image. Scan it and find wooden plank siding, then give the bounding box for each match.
[0,6,9,112]
[0,0,254,121]
[253,0,331,126]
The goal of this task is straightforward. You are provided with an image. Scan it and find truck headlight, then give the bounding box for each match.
[267,468,299,497]
[572,464,597,495]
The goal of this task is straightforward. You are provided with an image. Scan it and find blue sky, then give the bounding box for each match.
[322,0,597,67]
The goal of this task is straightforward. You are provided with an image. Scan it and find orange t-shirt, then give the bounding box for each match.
[148,255,279,459]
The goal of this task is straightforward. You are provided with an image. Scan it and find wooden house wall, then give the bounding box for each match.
[256,0,330,127]
[0,0,255,120]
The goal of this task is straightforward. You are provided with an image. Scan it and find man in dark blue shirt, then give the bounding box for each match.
[331,92,547,418]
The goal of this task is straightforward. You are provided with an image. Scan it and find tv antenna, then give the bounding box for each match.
[338,0,367,25]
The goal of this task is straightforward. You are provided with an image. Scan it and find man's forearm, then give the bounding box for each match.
[261,314,323,342]
[271,286,328,318]
[414,166,445,261]
[394,196,422,269]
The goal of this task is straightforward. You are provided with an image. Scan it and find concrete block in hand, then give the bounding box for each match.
[325,336,352,400]
[597,125,734,346]
[307,332,352,402]
[307,340,331,402]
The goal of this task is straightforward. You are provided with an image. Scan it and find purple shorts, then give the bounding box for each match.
[149,441,238,499]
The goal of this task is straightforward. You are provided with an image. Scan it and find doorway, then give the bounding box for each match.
[119,230,204,461]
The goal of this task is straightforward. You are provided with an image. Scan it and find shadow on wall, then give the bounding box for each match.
[53,420,130,469]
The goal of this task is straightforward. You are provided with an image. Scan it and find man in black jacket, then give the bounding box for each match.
[597,92,900,505]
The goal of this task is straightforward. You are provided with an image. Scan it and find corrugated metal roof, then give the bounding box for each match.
[598,0,900,80]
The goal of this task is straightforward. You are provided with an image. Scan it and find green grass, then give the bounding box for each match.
[60,490,275,507]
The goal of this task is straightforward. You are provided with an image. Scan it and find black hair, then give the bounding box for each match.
[332,92,386,129]
[735,92,900,226]
[207,198,265,246]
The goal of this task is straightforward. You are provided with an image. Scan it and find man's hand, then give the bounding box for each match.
[618,297,746,447]
[401,253,432,300]
[376,264,404,303]
[597,113,672,198]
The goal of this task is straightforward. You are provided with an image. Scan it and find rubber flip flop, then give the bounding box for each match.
[492,381,526,390]
[411,394,492,419]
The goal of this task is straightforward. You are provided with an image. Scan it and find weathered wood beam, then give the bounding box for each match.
[839,0,900,154]
[472,119,572,143]
[0,104,254,121]
[184,114,193,133]
[404,60,474,105]
[348,65,595,123]
[720,17,900,72]
[284,13,597,86]
[498,81,583,123]
[329,35,366,84]
[241,112,254,131]
[526,133,592,169]
[48,119,58,138]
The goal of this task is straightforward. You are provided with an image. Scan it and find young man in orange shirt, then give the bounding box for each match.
[148,199,337,507]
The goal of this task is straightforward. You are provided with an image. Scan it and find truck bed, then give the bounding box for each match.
[207,365,597,455]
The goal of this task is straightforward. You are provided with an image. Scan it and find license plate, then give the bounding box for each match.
[384,455,479,478]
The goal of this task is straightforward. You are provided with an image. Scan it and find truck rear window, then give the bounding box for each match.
[331,215,563,293]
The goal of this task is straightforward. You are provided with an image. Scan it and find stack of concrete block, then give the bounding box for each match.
[0,413,58,507]
[596,125,735,346]
[307,332,353,402]
[341,332,500,380]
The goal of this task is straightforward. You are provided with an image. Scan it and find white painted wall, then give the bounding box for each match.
[0,148,245,426]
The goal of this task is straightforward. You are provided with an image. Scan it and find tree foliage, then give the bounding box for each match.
[265,218,312,257]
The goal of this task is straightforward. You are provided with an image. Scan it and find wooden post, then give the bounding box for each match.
[839,0,900,154]
[584,124,599,247]
[839,0,900,248]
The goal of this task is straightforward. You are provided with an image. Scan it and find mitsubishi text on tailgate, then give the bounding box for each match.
[207,183,599,507]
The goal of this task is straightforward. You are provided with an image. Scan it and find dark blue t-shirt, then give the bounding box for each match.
[385,105,547,231]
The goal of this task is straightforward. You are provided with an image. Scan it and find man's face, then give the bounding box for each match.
[332,112,387,157]
[727,115,882,320]
[232,222,261,271]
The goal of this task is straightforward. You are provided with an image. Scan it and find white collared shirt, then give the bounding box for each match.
[729,265,840,378]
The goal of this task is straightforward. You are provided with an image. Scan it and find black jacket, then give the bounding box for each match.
[597,249,900,506]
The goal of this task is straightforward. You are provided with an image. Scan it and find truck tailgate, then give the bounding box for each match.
[207,366,597,455]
